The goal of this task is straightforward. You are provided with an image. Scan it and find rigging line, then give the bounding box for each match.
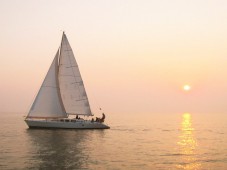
[59,74,81,77]
[89,88,104,113]
[71,81,83,84]
[42,85,58,88]
[66,66,77,68]
[75,98,88,101]
[58,74,74,77]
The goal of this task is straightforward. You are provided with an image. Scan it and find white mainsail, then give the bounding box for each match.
[28,50,67,118]
[58,33,92,116]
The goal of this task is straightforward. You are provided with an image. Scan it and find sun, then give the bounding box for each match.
[183,85,191,91]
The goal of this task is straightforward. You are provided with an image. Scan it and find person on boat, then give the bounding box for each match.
[100,113,105,122]
[95,117,100,122]
[76,115,80,119]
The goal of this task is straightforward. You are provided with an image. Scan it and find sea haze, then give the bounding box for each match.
[0,112,227,170]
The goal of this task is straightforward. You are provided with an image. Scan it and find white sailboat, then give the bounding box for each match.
[25,32,109,129]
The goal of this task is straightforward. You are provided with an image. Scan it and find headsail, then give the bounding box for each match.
[58,32,92,116]
[27,50,67,118]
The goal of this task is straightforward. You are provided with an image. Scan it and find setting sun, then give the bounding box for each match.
[183,85,191,91]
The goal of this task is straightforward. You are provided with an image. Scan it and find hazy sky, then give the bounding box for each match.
[1,0,227,114]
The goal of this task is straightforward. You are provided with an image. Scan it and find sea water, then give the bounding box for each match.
[0,112,227,170]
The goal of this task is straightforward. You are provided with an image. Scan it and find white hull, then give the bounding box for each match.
[25,119,110,129]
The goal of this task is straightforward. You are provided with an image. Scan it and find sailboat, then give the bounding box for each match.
[25,32,110,129]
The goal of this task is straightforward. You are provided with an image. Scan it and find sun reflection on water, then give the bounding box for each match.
[176,113,201,170]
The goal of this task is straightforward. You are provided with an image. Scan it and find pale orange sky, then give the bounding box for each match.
[0,0,227,114]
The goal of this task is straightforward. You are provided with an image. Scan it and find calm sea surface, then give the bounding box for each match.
[0,112,227,170]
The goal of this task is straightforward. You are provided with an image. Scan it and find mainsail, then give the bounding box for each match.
[28,50,67,118]
[58,32,92,116]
